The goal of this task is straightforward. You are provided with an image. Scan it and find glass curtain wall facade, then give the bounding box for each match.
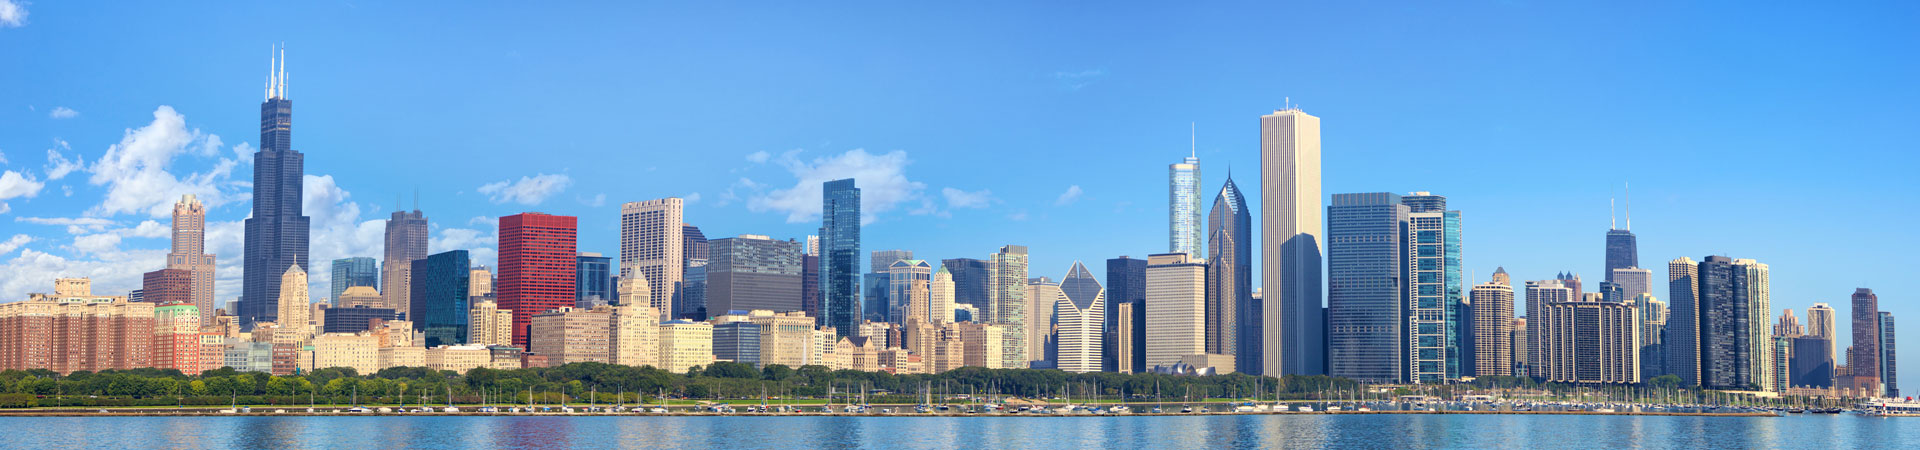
[329,257,378,306]
[820,179,862,335]
[1326,192,1408,383]
[1406,192,1463,383]
[411,250,471,347]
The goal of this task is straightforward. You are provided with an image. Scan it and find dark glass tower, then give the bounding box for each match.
[1208,176,1255,374]
[1105,256,1147,373]
[1326,192,1409,383]
[941,258,992,314]
[820,179,861,335]
[241,46,309,328]
[576,253,612,308]
[411,250,471,347]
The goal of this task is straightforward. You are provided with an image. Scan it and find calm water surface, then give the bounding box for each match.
[8,414,1913,449]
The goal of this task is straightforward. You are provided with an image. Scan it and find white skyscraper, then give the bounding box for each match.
[621,198,684,320]
[1260,107,1324,376]
[1054,262,1106,373]
[1170,127,1203,258]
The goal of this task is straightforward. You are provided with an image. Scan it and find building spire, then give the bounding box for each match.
[1610,197,1616,230]
[1190,122,1196,158]
[1624,182,1631,230]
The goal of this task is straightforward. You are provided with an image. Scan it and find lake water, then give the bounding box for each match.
[10,414,1912,449]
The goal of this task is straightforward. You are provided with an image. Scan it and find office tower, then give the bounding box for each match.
[336,286,382,309]
[574,253,611,308]
[941,258,992,314]
[866,250,912,323]
[990,245,1030,368]
[801,254,821,320]
[241,46,309,329]
[381,208,429,315]
[1791,335,1835,388]
[1170,146,1202,258]
[820,179,861,335]
[1694,256,1771,390]
[684,224,710,262]
[1112,301,1136,373]
[142,269,194,307]
[610,280,661,368]
[1106,256,1148,373]
[1208,175,1253,372]
[330,257,378,306]
[322,306,398,333]
[1807,303,1837,340]
[165,195,217,327]
[1849,288,1883,395]
[620,198,685,320]
[1403,192,1462,382]
[1260,107,1324,376]
[277,265,312,337]
[888,259,933,323]
[717,310,813,368]
[1025,277,1061,368]
[707,235,805,314]
[1637,293,1669,378]
[1666,256,1700,384]
[1144,252,1206,369]
[1882,311,1898,397]
[658,320,715,373]
[1776,309,1805,337]
[409,250,471,347]
[1326,192,1409,383]
[1524,280,1574,377]
[467,300,515,347]
[529,307,612,366]
[681,224,709,316]
[1611,268,1653,303]
[1539,289,1640,384]
[152,301,202,373]
[1471,268,1515,378]
[1053,262,1105,373]
[930,265,957,323]
[498,212,579,349]
[470,266,493,296]
[1774,336,1793,393]
[712,319,763,368]
[0,279,155,373]
[1511,317,1529,376]
[1604,227,1637,284]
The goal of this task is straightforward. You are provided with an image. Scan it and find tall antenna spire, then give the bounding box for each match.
[1189,122,1196,158]
[276,42,286,99]
[265,44,275,101]
[1610,197,1617,230]
[1624,182,1631,230]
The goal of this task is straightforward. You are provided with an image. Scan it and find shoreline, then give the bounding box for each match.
[0,409,1781,418]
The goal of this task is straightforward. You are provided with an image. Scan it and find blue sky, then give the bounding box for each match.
[2,2,1916,387]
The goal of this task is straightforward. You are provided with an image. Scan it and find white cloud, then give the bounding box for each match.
[0,0,25,28]
[14,216,115,232]
[747,149,926,224]
[71,233,121,256]
[478,173,571,205]
[578,193,606,207]
[0,234,30,256]
[1008,211,1030,221]
[44,140,84,180]
[49,107,78,119]
[0,248,169,302]
[746,151,771,163]
[684,192,702,204]
[1055,185,1083,206]
[942,188,993,209]
[85,106,242,218]
[0,170,45,213]
[0,149,8,165]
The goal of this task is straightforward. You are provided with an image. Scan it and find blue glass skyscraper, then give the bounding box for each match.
[329,257,378,306]
[410,250,471,347]
[576,253,611,308]
[1326,192,1408,383]
[820,178,861,335]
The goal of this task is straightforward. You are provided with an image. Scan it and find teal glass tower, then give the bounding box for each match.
[820,178,862,335]
[1405,192,1462,382]
[410,250,471,347]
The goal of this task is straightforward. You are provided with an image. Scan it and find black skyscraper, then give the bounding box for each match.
[1604,194,1637,281]
[240,46,310,328]
[1208,176,1256,374]
[1106,256,1148,373]
[940,258,992,313]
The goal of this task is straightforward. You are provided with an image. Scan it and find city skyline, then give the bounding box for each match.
[0,2,1915,389]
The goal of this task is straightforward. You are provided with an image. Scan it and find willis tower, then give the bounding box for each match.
[240,44,310,328]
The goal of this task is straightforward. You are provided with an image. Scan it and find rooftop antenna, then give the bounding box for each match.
[1610,197,1617,230]
[1190,122,1196,158]
[413,188,420,212]
[1624,182,1631,230]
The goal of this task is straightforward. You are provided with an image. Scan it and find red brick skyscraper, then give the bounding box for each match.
[498,213,577,349]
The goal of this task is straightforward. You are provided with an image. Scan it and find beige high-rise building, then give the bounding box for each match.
[989,245,1028,368]
[1259,107,1324,377]
[1540,295,1640,384]
[1145,253,1206,368]
[658,320,714,373]
[0,280,155,374]
[530,307,613,366]
[1112,301,1136,374]
[1807,303,1837,340]
[956,321,1007,369]
[468,300,514,346]
[337,286,383,308]
[167,195,217,328]
[1511,318,1529,376]
[276,265,313,345]
[312,333,380,373]
[469,267,493,297]
[620,198,684,320]
[381,209,429,315]
[1025,280,1062,366]
[751,310,816,368]
[1734,258,1774,392]
[425,345,492,373]
[929,265,956,323]
[1470,268,1515,377]
[611,302,660,368]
